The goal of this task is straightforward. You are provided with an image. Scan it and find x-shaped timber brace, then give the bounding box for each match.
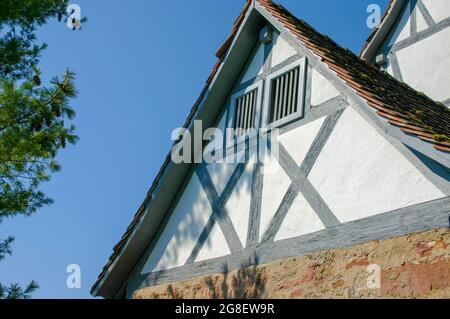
[185,109,344,265]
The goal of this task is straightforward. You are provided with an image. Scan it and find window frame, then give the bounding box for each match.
[227,80,264,146]
[262,58,307,131]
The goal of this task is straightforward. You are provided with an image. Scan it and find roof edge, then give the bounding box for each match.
[93,0,450,298]
[91,2,260,298]
[359,0,406,61]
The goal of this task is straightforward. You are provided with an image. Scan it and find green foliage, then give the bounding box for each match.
[0,0,69,80]
[0,0,80,299]
[0,235,14,261]
[0,69,78,218]
[0,235,40,299]
[0,280,39,299]
[433,134,450,143]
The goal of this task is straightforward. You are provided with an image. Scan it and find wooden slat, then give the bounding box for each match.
[237,96,244,135]
[251,90,257,128]
[282,73,289,118]
[242,93,249,132]
[287,69,293,115]
[278,75,285,121]
[273,78,281,122]
[286,70,293,117]
[293,67,299,113]
[234,88,259,135]
[247,90,254,131]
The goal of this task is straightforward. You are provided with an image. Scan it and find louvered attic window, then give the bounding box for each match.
[263,58,306,129]
[228,81,262,138]
[269,67,300,123]
[234,88,258,136]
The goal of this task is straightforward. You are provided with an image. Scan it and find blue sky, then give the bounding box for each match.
[0,0,389,299]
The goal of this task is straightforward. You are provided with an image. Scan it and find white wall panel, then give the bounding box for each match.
[224,153,255,246]
[241,43,265,83]
[397,27,450,102]
[310,69,340,106]
[142,174,213,273]
[207,159,238,197]
[421,0,450,23]
[272,32,297,67]
[416,6,428,32]
[259,151,291,240]
[278,116,326,166]
[194,223,230,262]
[309,107,445,224]
[274,192,325,241]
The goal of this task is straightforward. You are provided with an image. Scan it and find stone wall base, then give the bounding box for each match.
[133,228,450,299]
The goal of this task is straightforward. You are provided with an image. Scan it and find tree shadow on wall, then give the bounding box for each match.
[166,254,267,299]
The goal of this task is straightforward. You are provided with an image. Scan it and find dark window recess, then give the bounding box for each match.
[269,67,300,123]
[234,89,258,136]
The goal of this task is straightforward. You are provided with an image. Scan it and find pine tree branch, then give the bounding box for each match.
[0,71,74,132]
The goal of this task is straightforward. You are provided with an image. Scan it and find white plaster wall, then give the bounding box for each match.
[194,223,230,262]
[382,0,448,47]
[259,151,291,240]
[204,110,243,197]
[224,152,256,246]
[278,116,326,166]
[272,32,297,67]
[310,69,340,106]
[207,157,238,197]
[421,0,450,23]
[274,192,325,241]
[202,113,228,162]
[259,116,326,240]
[377,1,450,103]
[416,5,428,33]
[241,43,265,83]
[396,27,450,102]
[309,107,445,224]
[142,174,213,273]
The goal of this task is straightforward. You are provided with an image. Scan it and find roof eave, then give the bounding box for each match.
[94,0,450,298]
[92,7,266,299]
[360,0,406,61]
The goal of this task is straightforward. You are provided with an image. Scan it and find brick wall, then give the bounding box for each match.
[133,228,450,299]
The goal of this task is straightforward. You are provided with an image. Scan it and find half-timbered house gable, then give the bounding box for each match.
[92,0,450,299]
[361,0,450,106]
